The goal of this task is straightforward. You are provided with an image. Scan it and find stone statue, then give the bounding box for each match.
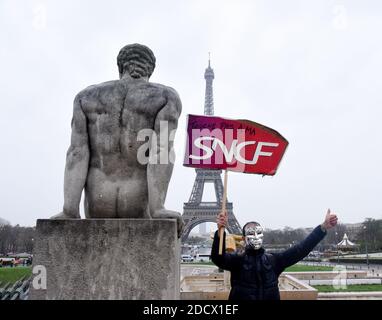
[52,43,183,235]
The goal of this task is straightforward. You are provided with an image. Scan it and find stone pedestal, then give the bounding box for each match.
[29,219,180,300]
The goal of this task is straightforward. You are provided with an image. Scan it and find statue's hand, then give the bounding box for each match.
[50,211,80,219]
[152,209,184,238]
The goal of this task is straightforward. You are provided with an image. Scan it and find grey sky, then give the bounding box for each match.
[0,0,381,230]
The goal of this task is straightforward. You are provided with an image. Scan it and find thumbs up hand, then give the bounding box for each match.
[322,208,338,231]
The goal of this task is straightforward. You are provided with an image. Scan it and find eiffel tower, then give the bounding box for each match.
[181,57,242,242]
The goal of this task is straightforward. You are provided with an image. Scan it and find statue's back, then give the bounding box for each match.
[53,43,183,236]
[78,78,169,219]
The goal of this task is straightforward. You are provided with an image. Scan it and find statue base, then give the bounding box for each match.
[29,219,180,300]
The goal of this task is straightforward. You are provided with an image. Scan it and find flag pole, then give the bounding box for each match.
[219,169,228,255]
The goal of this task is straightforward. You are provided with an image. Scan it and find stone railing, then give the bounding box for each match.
[0,276,31,300]
[180,272,318,300]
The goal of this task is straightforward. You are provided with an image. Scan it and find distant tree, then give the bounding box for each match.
[187,236,205,245]
[264,227,307,247]
[356,218,382,252]
[0,224,35,254]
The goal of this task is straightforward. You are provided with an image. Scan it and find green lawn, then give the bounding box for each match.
[285,265,333,272]
[0,267,32,285]
[313,284,382,292]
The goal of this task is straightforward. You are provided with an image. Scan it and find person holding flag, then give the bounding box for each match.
[211,209,338,300]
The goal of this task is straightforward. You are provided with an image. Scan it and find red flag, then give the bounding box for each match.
[183,114,288,175]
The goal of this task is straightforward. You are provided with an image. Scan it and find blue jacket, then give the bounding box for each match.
[211,225,327,300]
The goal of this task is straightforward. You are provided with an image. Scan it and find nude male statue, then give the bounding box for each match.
[52,43,183,235]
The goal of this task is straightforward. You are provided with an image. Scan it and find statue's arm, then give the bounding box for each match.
[147,88,183,231]
[52,94,90,219]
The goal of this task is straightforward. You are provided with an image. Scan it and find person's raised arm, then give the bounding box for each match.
[274,209,338,273]
[147,87,183,235]
[52,94,89,219]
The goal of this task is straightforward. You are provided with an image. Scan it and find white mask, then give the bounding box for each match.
[244,224,264,250]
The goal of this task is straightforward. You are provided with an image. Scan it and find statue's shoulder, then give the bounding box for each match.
[148,82,181,104]
[75,80,121,100]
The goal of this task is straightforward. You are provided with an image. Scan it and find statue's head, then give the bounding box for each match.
[117,43,156,80]
[242,221,264,250]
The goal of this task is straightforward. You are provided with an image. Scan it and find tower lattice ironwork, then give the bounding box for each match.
[181,57,242,243]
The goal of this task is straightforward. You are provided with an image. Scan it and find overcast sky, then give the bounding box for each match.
[0,0,381,231]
